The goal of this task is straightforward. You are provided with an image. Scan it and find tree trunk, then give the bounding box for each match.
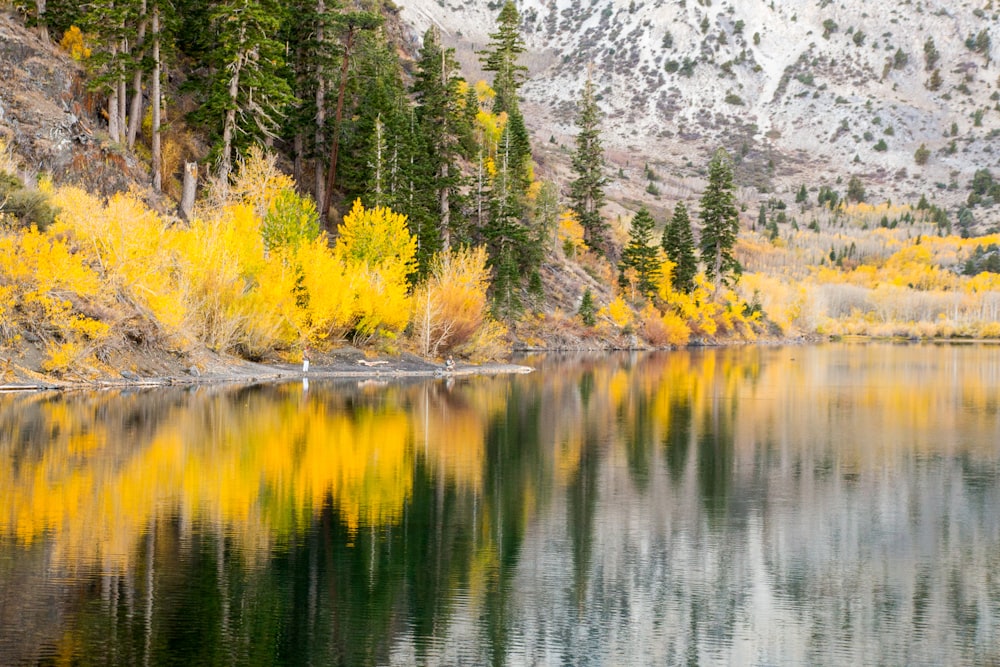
[35,0,48,40]
[314,0,326,206]
[293,133,304,186]
[438,39,450,251]
[439,162,450,251]
[219,40,246,184]
[108,83,121,143]
[180,162,197,219]
[118,74,128,142]
[322,24,356,224]
[151,5,161,192]
[126,0,148,150]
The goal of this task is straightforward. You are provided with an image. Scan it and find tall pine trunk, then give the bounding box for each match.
[314,0,326,206]
[126,0,148,149]
[151,4,161,192]
[322,24,356,223]
[35,0,48,40]
[219,25,247,185]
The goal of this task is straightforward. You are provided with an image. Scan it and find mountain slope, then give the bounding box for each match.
[397,0,1000,222]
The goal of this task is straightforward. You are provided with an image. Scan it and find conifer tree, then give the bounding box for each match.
[81,0,139,143]
[338,27,410,211]
[661,202,698,294]
[796,184,808,204]
[578,288,597,326]
[479,0,527,116]
[618,207,660,298]
[280,0,336,198]
[194,0,295,183]
[486,124,529,320]
[698,148,741,292]
[322,9,383,219]
[412,27,467,257]
[479,1,532,205]
[569,73,609,254]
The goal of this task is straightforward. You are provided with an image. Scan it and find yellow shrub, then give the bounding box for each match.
[171,204,267,351]
[53,189,189,334]
[335,199,417,274]
[335,200,416,342]
[351,260,412,343]
[295,239,356,345]
[0,226,107,366]
[410,246,493,357]
[640,303,691,347]
[59,26,91,60]
[557,209,586,258]
[234,250,302,356]
[601,295,634,331]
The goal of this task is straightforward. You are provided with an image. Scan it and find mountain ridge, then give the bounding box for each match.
[397,0,999,224]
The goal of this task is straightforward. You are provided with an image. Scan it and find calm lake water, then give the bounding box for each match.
[1,343,999,666]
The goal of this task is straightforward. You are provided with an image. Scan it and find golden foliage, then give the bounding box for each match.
[0,226,108,365]
[640,303,691,347]
[59,26,91,60]
[335,200,417,343]
[557,208,586,258]
[335,199,416,271]
[411,246,495,358]
[601,295,634,330]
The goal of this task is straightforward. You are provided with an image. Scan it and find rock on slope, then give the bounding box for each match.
[0,13,143,194]
[396,0,999,220]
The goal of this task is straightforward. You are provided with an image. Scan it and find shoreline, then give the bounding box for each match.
[0,359,535,393]
[7,334,1000,393]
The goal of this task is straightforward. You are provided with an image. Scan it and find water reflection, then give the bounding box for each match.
[1,343,999,665]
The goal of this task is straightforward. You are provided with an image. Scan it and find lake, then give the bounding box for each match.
[1,343,999,665]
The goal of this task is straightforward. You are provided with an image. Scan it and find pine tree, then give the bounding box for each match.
[338,27,410,211]
[411,27,467,258]
[757,203,766,232]
[81,0,140,143]
[578,288,597,327]
[795,184,808,204]
[280,0,337,200]
[847,175,866,203]
[698,148,741,292]
[661,202,698,294]
[322,9,383,219]
[193,0,295,183]
[479,0,527,116]
[618,207,660,298]
[486,124,529,320]
[569,73,609,254]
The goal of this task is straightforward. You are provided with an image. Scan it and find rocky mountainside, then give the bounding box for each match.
[397,0,1000,223]
[0,13,146,195]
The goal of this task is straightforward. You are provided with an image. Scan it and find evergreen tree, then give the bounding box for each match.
[618,207,660,298]
[338,27,410,211]
[479,0,527,116]
[193,0,295,183]
[279,0,339,201]
[569,73,609,254]
[847,175,866,202]
[81,0,143,143]
[486,124,530,320]
[578,288,597,327]
[698,148,741,292]
[796,184,808,204]
[757,203,766,231]
[661,202,698,294]
[411,27,467,258]
[322,9,383,219]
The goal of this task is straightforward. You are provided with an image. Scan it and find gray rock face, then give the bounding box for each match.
[0,14,142,195]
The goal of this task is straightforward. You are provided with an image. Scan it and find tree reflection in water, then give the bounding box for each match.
[1,343,999,665]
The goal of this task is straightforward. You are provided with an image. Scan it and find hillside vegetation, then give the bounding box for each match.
[1,1,1000,383]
